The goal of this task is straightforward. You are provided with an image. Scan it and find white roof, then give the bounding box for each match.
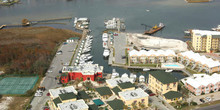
[58,99,89,110]
[192,29,220,36]
[49,86,77,98]
[78,18,89,21]
[129,49,176,57]
[119,88,149,101]
[179,51,220,68]
[182,73,220,88]
[106,77,131,88]
[62,64,103,75]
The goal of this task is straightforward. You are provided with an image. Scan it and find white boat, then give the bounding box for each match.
[129,73,137,83]
[102,33,108,42]
[143,68,150,71]
[146,9,150,12]
[212,25,220,31]
[103,41,108,48]
[74,17,77,26]
[86,61,94,64]
[165,69,173,72]
[111,69,119,79]
[122,73,128,78]
[139,75,145,83]
[103,49,110,57]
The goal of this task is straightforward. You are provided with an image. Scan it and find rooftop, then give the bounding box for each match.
[53,97,62,107]
[49,86,78,98]
[118,88,149,101]
[88,104,99,110]
[179,51,220,68]
[107,99,125,110]
[95,87,113,96]
[129,49,176,57]
[62,64,103,75]
[163,91,182,99]
[192,29,220,36]
[58,99,89,110]
[149,70,178,84]
[118,82,135,90]
[112,86,122,95]
[106,77,131,88]
[93,99,104,106]
[77,90,90,99]
[59,92,77,101]
[181,73,220,88]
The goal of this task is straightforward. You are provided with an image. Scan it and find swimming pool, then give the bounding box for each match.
[165,64,180,67]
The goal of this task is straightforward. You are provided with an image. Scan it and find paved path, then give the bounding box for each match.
[149,96,171,110]
[30,42,78,110]
[196,104,220,110]
[113,33,127,64]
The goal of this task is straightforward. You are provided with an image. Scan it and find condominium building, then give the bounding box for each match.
[128,49,176,64]
[181,73,220,96]
[191,30,220,52]
[118,88,149,108]
[148,70,182,103]
[178,51,220,73]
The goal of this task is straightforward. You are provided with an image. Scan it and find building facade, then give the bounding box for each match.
[191,30,220,52]
[182,74,220,96]
[178,51,220,73]
[61,64,103,83]
[128,49,176,64]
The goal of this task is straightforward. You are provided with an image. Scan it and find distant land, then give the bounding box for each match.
[0,26,81,76]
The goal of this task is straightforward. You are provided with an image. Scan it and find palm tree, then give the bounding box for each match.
[123,105,129,110]
[131,102,138,110]
[138,101,146,110]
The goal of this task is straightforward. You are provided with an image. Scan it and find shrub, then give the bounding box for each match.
[201,92,205,95]
[25,89,34,96]
[190,101,197,106]
[210,90,214,93]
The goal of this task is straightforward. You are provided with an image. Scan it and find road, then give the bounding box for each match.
[196,104,220,110]
[30,42,78,110]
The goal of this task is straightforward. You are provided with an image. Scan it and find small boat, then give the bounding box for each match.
[144,23,165,35]
[146,9,150,12]
[122,73,129,78]
[103,49,110,57]
[111,69,119,79]
[139,75,145,83]
[129,73,137,83]
[103,41,108,48]
[165,69,173,72]
[143,68,150,71]
[102,33,108,42]
[212,25,220,31]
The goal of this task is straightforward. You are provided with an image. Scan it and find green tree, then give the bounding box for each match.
[74,78,81,88]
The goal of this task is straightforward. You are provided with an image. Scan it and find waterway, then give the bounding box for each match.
[1,0,219,79]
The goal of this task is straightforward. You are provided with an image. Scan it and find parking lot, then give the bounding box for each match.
[31,41,78,110]
[189,91,220,105]
[113,33,127,64]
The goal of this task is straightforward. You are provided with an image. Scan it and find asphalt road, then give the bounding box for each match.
[196,104,220,110]
[30,42,78,110]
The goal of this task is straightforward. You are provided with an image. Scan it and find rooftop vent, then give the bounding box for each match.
[130,92,138,97]
[70,104,78,110]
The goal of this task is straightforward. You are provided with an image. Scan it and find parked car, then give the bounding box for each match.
[64,63,69,66]
[149,93,156,96]
[200,99,205,103]
[47,70,52,73]
[47,93,50,96]
[205,97,211,102]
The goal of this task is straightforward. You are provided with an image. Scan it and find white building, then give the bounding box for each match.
[49,86,78,99]
[106,77,132,88]
[58,99,89,110]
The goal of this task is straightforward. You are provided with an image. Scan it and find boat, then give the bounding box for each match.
[165,69,173,72]
[111,69,119,79]
[212,25,220,31]
[144,23,165,35]
[121,73,128,78]
[139,75,145,83]
[129,73,137,83]
[146,9,150,12]
[103,49,110,57]
[103,41,108,48]
[102,33,108,42]
[143,68,150,71]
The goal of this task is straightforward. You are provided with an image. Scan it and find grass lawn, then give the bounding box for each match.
[186,67,205,74]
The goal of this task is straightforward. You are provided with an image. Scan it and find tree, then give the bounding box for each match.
[26,89,34,96]
[131,102,138,110]
[123,105,129,109]
[138,101,146,110]
[21,18,30,26]
[74,78,81,88]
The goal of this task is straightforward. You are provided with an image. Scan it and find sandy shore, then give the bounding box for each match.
[127,33,188,52]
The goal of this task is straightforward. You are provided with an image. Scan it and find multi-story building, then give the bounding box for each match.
[128,49,176,64]
[191,30,220,52]
[95,87,113,100]
[181,73,220,96]
[118,88,149,108]
[178,51,220,73]
[61,64,103,83]
[148,70,182,103]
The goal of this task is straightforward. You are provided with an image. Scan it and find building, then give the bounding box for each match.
[118,88,149,108]
[61,64,103,83]
[128,49,176,64]
[181,73,220,95]
[178,51,220,73]
[163,91,182,103]
[148,70,182,103]
[117,82,135,92]
[66,37,79,43]
[107,99,125,110]
[95,87,113,100]
[106,77,132,88]
[191,30,220,52]
[48,86,90,110]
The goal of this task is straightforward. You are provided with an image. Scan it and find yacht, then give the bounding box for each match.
[121,73,128,78]
[103,41,108,48]
[212,25,220,31]
[129,73,137,83]
[103,49,110,57]
[143,68,150,71]
[111,69,119,79]
[139,75,145,83]
[102,33,108,42]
